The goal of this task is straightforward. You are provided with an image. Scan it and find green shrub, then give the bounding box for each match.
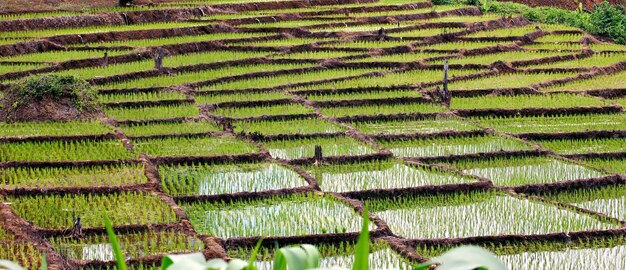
[8,74,98,112]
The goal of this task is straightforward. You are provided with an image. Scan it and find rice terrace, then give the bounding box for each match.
[1,0,626,268]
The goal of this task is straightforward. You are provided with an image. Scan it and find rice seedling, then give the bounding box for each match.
[545,184,626,220]
[132,135,257,157]
[612,96,626,107]
[314,24,407,33]
[305,89,422,101]
[159,162,307,196]
[104,104,199,121]
[49,60,154,80]
[100,63,314,89]
[120,120,221,137]
[422,14,504,23]
[421,41,506,50]
[99,90,186,103]
[304,159,476,192]
[448,72,577,90]
[0,226,13,241]
[212,103,313,118]
[233,118,346,135]
[448,156,606,186]
[464,25,537,38]
[0,164,147,189]
[0,242,42,270]
[0,120,111,138]
[0,11,80,20]
[0,139,136,162]
[80,262,159,270]
[475,113,626,134]
[319,40,413,49]
[49,230,204,261]
[229,241,412,270]
[195,91,292,104]
[268,51,359,60]
[534,137,626,155]
[378,135,533,158]
[202,68,384,91]
[181,193,368,238]
[583,157,626,174]
[524,41,626,51]
[389,27,465,38]
[0,63,47,76]
[320,102,447,118]
[0,21,209,39]
[431,51,569,65]
[80,32,272,48]
[345,51,446,63]
[242,20,345,28]
[449,94,608,110]
[530,52,626,69]
[229,38,330,47]
[0,49,129,63]
[534,33,585,43]
[262,136,376,160]
[348,6,462,18]
[294,68,479,91]
[543,69,626,91]
[363,191,616,239]
[8,192,178,229]
[418,237,626,269]
[352,116,482,135]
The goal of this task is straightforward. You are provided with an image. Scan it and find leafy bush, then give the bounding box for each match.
[8,74,98,112]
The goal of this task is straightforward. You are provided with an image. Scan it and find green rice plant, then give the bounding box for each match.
[195,91,292,104]
[535,137,626,155]
[530,52,626,69]
[0,63,47,76]
[421,41,505,50]
[0,242,42,270]
[0,226,13,241]
[320,102,447,117]
[534,33,585,43]
[202,68,384,91]
[422,14,504,23]
[389,27,465,38]
[543,70,626,91]
[8,192,178,229]
[315,24,407,33]
[81,32,272,48]
[0,11,80,21]
[121,120,221,137]
[0,120,111,138]
[100,63,314,89]
[132,135,257,157]
[104,104,199,121]
[99,90,186,103]
[0,22,209,39]
[0,50,128,63]
[0,139,136,162]
[463,25,537,38]
[545,184,626,221]
[319,40,413,49]
[304,159,476,192]
[233,118,346,135]
[49,60,154,80]
[352,116,482,135]
[448,72,577,90]
[0,164,147,189]
[583,157,626,174]
[294,68,479,91]
[613,97,626,107]
[49,230,204,261]
[305,89,422,101]
[181,193,368,238]
[212,103,314,118]
[269,51,359,60]
[0,38,29,46]
[346,6,462,18]
[229,242,412,270]
[475,113,626,134]
[418,237,626,270]
[242,20,346,28]
[262,136,376,160]
[159,162,307,196]
[161,50,269,67]
[230,38,331,47]
[378,135,533,158]
[79,262,159,270]
[431,51,569,65]
[448,156,606,186]
[522,42,583,51]
[363,191,616,239]
[449,94,608,110]
[346,51,446,63]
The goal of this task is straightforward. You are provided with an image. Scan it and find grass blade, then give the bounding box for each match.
[352,209,370,270]
[103,214,128,270]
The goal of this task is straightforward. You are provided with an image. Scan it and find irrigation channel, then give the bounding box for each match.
[1,0,626,269]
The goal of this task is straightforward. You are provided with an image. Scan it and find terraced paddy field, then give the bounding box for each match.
[0,0,626,269]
